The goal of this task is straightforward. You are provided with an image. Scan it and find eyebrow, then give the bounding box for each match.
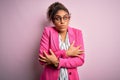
[55,14,69,17]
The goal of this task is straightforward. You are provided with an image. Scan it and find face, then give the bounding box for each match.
[53,10,70,32]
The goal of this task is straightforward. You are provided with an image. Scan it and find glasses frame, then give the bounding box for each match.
[53,14,70,22]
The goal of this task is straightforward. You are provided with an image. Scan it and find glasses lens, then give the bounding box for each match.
[63,16,70,21]
[54,15,70,22]
[54,17,61,21]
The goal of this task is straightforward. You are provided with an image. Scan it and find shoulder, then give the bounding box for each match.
[43,26,56,32]
[42,26,57,36]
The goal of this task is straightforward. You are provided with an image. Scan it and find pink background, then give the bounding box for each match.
[0,0,120,80]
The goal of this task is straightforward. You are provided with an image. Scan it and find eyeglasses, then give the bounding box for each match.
[53,15,70,22]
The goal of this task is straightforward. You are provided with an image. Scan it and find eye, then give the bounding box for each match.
[54,16,61,21]
[55,17,60,20]
[63,16,68,20]
[63,16,70,20]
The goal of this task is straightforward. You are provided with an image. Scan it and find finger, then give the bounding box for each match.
[71,40,75,46]
[44,63,49,66]
[78,50,84,54]
[49,49,55,55]
[43,51,48,58]
[39,54,42,57]
[44,62,51,66]
[39,58,47,62]
[76,45,81,49]
[76,55,82,58]
[78,50,84,52]
[38,57,45,61]
[38,57,40,60]
[76,55,80,57]
[39,54,43,58]
[38,57,46,61]
[39,55,46,59]
[79,45,82,48]
[39,54,44,58]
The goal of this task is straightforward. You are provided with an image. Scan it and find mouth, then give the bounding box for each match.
[60,25,66,27]
[59,24,65,26]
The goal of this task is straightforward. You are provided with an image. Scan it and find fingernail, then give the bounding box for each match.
[50,49,52,51]
[43,50,45,52]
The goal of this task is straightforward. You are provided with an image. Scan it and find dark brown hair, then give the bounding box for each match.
[47,2,70,22]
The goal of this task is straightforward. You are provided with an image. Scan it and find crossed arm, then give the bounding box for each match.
[39,41,84,68]
[38,28,84,69]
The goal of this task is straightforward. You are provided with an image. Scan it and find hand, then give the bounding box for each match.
[39,49,59,67]
[66,41,84,57]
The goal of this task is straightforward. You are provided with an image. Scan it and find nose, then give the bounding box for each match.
[60,18,64,24]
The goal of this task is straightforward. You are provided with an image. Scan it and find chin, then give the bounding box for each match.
[58,28,67,32]
[55,25,68,32]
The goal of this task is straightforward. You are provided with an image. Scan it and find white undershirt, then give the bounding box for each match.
[58,32,70,80]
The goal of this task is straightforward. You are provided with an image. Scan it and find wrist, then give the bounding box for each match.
[66,50,70,56]
[53,59,59,67]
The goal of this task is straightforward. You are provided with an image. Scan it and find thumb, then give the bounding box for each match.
[71,40,75,47]
[76,45,81,49]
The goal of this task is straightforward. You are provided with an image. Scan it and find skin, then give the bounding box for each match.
[39,10,84,67]
[53,10,70,42]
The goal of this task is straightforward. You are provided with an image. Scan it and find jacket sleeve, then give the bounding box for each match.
[39,27,67,65]
[57,29,85,69]
[57,54,84,69]
[39,27,85,68]
[39,27,50,65]
[54,50,68,58]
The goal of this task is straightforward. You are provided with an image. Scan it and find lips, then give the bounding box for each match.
[60,25,66,27]
[59,26,66,29]
[60,24,65,26]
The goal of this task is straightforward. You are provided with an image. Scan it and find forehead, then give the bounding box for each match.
[55,10,68,16]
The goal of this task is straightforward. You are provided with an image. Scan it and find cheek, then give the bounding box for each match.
[53,23,59,27]
[65,21,69,25]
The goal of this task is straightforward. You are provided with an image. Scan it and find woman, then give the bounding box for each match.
[39,2,85,80]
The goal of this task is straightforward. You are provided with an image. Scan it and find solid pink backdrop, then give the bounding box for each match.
[0,0,120,80]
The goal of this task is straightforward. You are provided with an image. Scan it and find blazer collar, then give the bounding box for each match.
[52,26,75,49]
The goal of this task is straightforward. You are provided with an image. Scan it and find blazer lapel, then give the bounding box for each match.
[68,27,75,45]
[52,27,59,50]
[51,27,75,50]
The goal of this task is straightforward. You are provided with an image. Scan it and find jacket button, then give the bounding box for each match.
[69,72,72,75]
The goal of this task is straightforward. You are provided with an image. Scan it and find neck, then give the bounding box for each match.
[59,30,67,42]
[59,30,67,36]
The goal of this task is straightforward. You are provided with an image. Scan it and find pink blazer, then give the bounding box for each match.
[39,26,85,80]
